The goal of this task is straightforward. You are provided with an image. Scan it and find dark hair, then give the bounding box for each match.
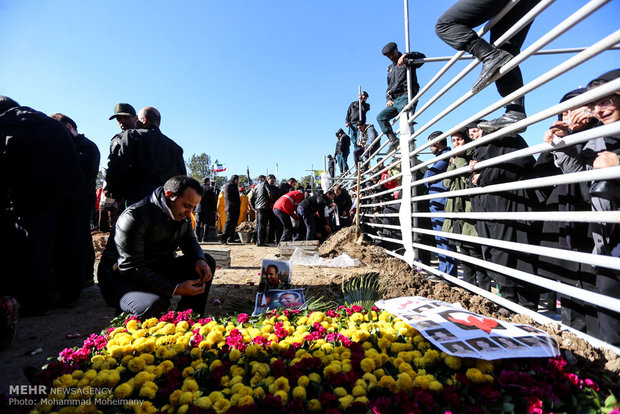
[288,177,297,183]
[202,177,210,184]
[266,264,279,274]
[326,190,335,196]
[164,175,203,197]
[451,129,471,143]
[50,113,77,130]
[280,292,300,299]
[257,174,266,181]
[0,96,19,114]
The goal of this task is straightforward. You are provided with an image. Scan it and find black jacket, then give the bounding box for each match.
[299,192,331,216]
[113,187,206,297]
[386,51,425,101]
[73,133,101,207]
[0,106,88,211]
[345,100,370,125]
[335,188,353,214]
[105,126,186,205]
[223,178,240,211]
[252,181,272,210]
[335,134,350,156]
[473,133,535,187]
[279,182,294,195]
[195,184,217,219]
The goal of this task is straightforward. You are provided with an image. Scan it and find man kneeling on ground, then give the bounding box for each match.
[98,176,216,318]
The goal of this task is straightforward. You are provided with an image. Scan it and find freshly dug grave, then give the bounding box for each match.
[236,220,256,232]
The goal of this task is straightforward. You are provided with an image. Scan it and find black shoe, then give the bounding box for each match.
[478,110,526,133]
[471,50,513,94]
[220,240,228,245]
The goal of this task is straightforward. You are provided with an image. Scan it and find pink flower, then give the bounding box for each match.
[526,397,543,414]
[237,313,250,324]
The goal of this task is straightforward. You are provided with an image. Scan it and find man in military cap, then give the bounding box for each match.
[104,106,186,206]
[376,42,425,154]
[101,103,138,212]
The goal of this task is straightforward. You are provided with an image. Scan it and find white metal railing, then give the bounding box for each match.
[326,1,620,355]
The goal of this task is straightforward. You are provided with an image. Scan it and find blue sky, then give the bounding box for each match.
[1,0,618,183]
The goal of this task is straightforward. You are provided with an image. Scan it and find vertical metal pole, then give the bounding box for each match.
[403,0,419,264]
[403,0,414,101]
[311,163,314,190]
[355,162,361,235]
[358,85,362,124]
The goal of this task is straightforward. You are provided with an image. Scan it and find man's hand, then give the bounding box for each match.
[195,259,213,283]
[175,279,205,296]
[386,100,394,107]
[548,120,570,138]
[397,54,406,67]
[345,123,350,127]
[593,151,620,169]
[568,108,594,132]
[472,173,480,186]
[325,225,333,234]
[469,160,478,170]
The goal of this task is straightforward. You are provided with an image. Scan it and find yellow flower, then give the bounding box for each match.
[333,387,347,398]
[182,367,195,378]
[195,396,212,410]
[429,380,443,391]
[476,359,494,374]
[308,372,321,383]
[444,355,462,370]
[396,373,413,392]
[134,371,155,387]
[229,349,241,363]
[274,390,288,404]
[126,319,139,332]
[339,395,354,409]
[239,395,254,406]
[378,375,397,392]
[360,358,375,373]
[292,386,306,400]
[179,391,194,405]
[308,399,322,411]
[466,368,486,384]
[297,375,309,388]
[139,381,158,399]
[272,377,290,393]
[127,356,146,373]
[352,385,366,397]
[182,378,199,392]
[114,383,133,399]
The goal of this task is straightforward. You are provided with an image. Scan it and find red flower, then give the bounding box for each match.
[237,313,250,324]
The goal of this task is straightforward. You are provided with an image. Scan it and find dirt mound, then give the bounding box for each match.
[236,221,256,232]
[91,231,108,261]
[319,226,359,257]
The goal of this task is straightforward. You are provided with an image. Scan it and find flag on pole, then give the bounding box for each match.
[213,162,226,172]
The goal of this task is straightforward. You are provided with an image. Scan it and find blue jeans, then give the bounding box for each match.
[376,94,411,134]
[335,153,349,175]
[348,125,359,154]
[430,204,458,276]
[295,205,316,241]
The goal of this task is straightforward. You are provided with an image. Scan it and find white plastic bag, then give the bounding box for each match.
[289,248,361,267]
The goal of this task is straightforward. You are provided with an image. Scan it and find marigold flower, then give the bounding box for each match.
[213,398,231,414]
[114,383,133,399]
[195,396,212,410]
[466,368,486,384]
[292,386,307,400]
[339,395,355,408]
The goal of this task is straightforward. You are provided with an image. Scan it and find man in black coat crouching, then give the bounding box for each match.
[98,176,216,318]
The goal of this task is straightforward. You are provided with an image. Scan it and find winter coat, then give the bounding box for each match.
[386,51,425,101]
[112,186,206,297]
[223,179,240,211]
[252,181,272,210]
[0,105,88,211]
[441,149,477,237]
[195,184,217,222]
[345,100,370,125]
[72,133,100,207]
[105,126,186,205]
[274,191,304,220]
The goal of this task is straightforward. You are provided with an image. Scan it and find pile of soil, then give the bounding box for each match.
[236,221,256,232]
[91,231,108,261]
